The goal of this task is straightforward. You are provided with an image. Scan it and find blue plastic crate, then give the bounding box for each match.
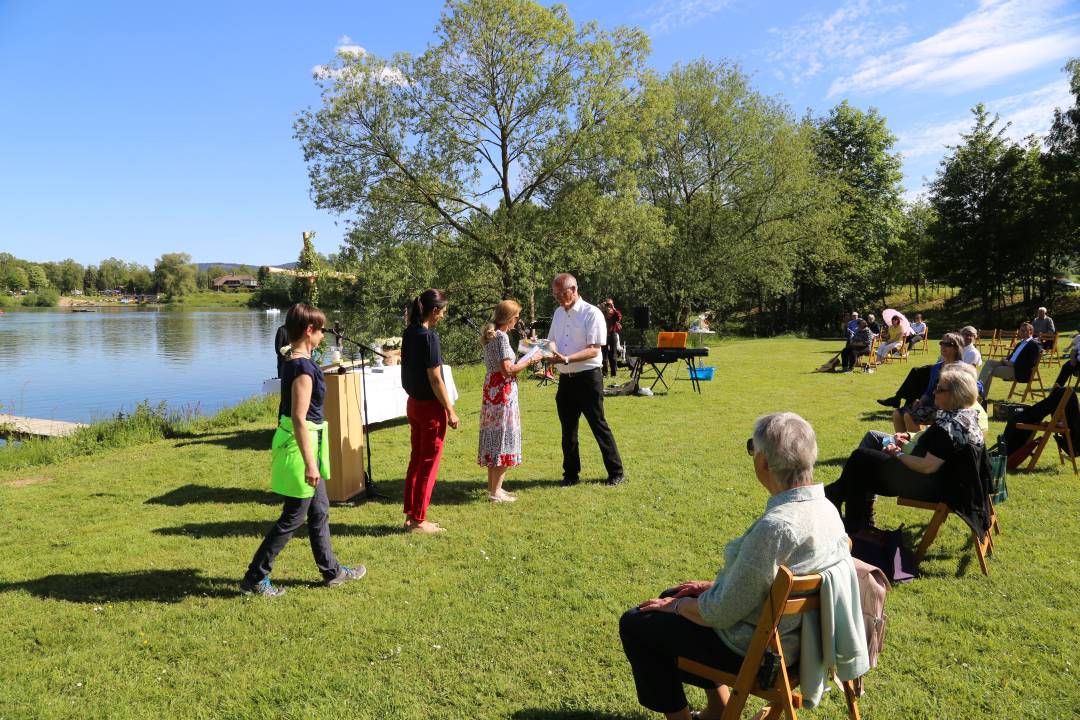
[689,366,714,381]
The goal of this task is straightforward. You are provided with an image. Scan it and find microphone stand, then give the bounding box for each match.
[330,327,389,502]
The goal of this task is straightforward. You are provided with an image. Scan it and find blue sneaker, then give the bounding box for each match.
[239,577,285,598]
[324,564,367,587]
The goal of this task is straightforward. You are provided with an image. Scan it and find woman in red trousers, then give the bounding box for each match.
[400,288,459,533]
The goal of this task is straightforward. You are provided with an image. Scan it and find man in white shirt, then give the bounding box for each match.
[978,322,1042,398]
[548,273,624,486]
[906,313,927,350]
[959,326,982,367]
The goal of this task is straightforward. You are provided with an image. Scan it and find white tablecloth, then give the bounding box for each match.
[261,365,458,425]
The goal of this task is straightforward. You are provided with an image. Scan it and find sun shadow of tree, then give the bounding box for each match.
[145,484,280,506]
[154,521,403,539]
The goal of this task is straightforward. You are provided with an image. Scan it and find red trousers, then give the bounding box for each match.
[403,397,447,523]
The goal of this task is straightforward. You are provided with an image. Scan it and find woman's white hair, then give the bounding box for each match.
[751,412,818,489]
[938,365,978,409]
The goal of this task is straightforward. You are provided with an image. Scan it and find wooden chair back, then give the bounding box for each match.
[657,331,688,349]
[1015,386,1078,476]
[1039,333,1060,367]
[677,567,862,720]
[913,333,930,354]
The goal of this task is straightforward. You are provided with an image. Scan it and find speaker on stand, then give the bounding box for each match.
[632,306,651,347]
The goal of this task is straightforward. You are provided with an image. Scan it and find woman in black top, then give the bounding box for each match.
[240,303,365,596]
[825,365,984,529]
[401,289,459,534]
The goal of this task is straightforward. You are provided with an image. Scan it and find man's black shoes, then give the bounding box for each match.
[876,397,901,408]
[605,474,625,486]
[560,476,580,487]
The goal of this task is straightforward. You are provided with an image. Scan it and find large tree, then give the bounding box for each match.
[811,101,903,314]
[929,105,1034,323]
[295,0,649,302]
[1038,58,1080,298]
[152,253,196,298]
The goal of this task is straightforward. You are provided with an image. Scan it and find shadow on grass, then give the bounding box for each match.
[858,410,894,422]
[363,477,569,506]
[155,521,403,539]
[0,568,310,603]
[817,456,849,468]
[174,428,274,451]
[145,484,280,506]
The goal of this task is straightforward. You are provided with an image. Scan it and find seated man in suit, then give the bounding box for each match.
[978,322,1042,398]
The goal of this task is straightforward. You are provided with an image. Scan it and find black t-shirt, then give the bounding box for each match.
[913,424,959,462]
[401,324,443,401]
[279,357,325,423]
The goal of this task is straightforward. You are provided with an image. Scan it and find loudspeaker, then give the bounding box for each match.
[633,306,650,330]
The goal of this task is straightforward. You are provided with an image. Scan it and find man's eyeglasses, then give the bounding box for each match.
[746,438,755,456]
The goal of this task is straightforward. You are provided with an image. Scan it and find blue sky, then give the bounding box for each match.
[2,0,1078,268]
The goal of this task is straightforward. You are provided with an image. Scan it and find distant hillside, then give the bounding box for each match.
[194,262,297,272]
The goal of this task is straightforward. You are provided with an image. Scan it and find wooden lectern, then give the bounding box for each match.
[322,370,366,501]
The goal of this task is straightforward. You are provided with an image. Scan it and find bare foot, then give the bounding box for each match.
[404,520,445,534]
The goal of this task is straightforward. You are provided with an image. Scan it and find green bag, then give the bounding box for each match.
[270,415,330,499]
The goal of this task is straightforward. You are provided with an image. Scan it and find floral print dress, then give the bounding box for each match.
[478,330,522,467]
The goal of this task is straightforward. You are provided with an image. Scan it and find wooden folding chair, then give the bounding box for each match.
[882,338,908,364]
[1006,365,1046,403]
[896,496,998,576]
[1015,386,1078,476]
[677,566,862,720]
[862,337,880,372]
[1039,333,1060,368]
[912,333,929,355]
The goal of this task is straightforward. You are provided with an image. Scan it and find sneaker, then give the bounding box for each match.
[325,565,367,587]
[489,492,517,503]
[605,474,625,486]
[560,476,580,487]
[239,577,285,598]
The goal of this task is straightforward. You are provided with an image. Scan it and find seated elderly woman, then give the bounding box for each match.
[890,332,965,433]
[840,319,873,372]
[875,314,907,362]
[825,366,983,530]
[619,413,851,720]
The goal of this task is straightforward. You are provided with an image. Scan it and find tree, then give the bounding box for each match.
[2,264,29,292]
[126,264,153,294]
[929,105,1033,323]
[635,61,842,329]
[83,265,98,294]
[292,232,322,304]
[27,265,48,291]
[894,199,936,303]
[47,258,84,295]
[97,257,129,291]
[812,101,903,313]
[295,0,650,301]
[152,253,196,298]
[1039,57,1080,298]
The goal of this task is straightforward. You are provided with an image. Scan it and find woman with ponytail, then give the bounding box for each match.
[400,289,457,533]
[478,300,541,502]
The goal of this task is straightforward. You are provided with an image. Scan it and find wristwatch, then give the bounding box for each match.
[563,357,570,365]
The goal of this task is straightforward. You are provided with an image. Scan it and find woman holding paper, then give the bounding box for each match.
[478,300,541,502]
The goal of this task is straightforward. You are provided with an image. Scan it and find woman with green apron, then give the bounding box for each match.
[240,303,366,597]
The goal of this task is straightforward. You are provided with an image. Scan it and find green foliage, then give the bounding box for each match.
[293,233,322,305]
[152,252,197,299]
[42,258,85,294]
[21,288,60,307]
[296,0,650,305]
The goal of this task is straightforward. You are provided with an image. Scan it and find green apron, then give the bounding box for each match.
[270,414,330,499]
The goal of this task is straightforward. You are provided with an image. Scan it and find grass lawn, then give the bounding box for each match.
[2,337,1079,719]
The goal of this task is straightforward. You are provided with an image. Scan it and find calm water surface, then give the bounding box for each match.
[0,308,282,423]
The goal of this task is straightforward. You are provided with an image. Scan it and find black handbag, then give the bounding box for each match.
[851,526,917,584]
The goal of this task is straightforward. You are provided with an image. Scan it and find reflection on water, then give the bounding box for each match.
[0,308,281,423]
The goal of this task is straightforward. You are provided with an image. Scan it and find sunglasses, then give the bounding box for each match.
[940,342,957,348]
[746,438,755,456]
[933,386,951,394]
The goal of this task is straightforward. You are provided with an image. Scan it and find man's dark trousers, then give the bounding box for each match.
[556,367,623,480]
[244,479,340,584]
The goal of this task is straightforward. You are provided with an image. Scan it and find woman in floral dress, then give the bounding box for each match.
[478,300,541,502]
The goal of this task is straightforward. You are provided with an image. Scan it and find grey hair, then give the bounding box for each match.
[1037,307,1047,314]
[938,365,978,409]
[751,412,818,489]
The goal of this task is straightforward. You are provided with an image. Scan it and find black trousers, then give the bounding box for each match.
[824,447,941,528]
[556,368,623,480]
[244,479,340,584]
[840,345,867,370]
[620,597,743,714]
[892,365,933,404]
[1054,360,1080,387]
[602,331,621,376]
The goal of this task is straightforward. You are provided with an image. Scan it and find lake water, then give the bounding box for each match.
[0,308,284,424]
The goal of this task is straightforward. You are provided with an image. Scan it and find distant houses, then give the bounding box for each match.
[211,274,258,291]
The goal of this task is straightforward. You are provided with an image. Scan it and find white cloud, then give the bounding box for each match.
[829,0,1080,96]
[645,0,733,35]
[897,79,1074,160]
[769,1,909,86]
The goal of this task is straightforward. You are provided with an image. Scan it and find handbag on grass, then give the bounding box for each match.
[851,526,917,584]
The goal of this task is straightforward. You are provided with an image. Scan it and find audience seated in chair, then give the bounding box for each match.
[959,326,982,367]
[978,322,1042,398]
[840,320,873,372]
[1032,307,1056,336]
[620,413,865,720]
[889,333,964,433]
[907,314,927,350]
[866,313,881,337]
[876,315,908,362]
[825,367,991,538]
[845,311,861,340]
[1053,333,1080,388]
